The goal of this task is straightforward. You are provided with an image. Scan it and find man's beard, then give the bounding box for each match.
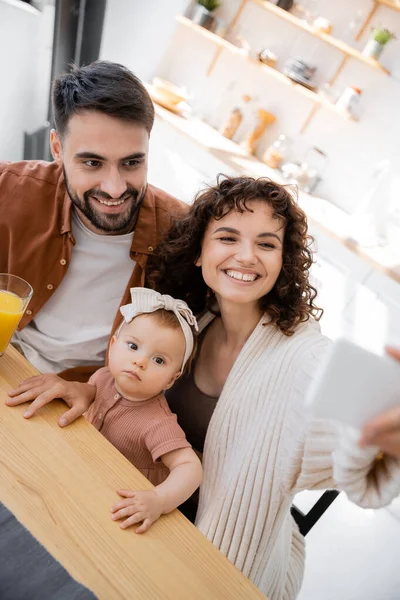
[63,167,145,233]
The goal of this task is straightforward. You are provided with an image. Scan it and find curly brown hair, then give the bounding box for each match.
[147,175,323,336]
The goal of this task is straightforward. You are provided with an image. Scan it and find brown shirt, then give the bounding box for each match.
[86,367,191,486]
[166,326,219,453]
[165,329,219,521]
[0,160,187,381]
[166,367,218,454]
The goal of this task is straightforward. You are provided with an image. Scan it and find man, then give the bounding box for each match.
[0,61,186,381]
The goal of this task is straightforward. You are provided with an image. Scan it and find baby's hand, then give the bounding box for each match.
[7,374,95,426]
[111,489,165,533]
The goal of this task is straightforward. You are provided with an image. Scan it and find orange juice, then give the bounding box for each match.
[0,290,25,353]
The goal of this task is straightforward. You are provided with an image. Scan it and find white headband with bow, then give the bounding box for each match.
[119,288,198,369]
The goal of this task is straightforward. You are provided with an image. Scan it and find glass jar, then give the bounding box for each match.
[220,94,252,140]
[263,134,291,169]
[300,147,328,193]
[336,86,362,116]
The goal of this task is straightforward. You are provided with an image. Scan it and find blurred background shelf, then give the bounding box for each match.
[177,15,357,122]
[149,99,399,285]
[250,0,390,75]
[377,0,400,12]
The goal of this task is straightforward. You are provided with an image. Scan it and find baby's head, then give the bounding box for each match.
[108,289,198,401]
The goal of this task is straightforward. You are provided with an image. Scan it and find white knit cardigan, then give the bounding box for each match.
[195,313,400,600]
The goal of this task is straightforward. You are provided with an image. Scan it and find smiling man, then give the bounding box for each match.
[0,61,186,380]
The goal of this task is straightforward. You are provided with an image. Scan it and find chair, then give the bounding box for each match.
[291,490,340,536]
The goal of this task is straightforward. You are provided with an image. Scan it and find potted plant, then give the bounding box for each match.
[362,27,396,60]
[192,0,221,32]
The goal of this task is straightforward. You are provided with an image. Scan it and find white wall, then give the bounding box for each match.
[31,1,55,130]
[0,0,54,161]
[100,0,190,83]
[0,0,39,160]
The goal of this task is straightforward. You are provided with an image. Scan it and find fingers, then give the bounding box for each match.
[360,406,400,445]
[6,381,45,404]
[6,377,65,416]
[359,346,400,455]
[6,388,42,406]
[113,509,145,530]
[7,379,82,427]
[361,432,400,456]
[111,500,137,520]
[135,519,152,534]
[121,513,149,531]
[111,493,136,513]
[8,376,44,396]
[58,405,85,427]
[7,384,56,407]
[386,346,400,361]
[117,489,136,499]
[111,491,156,532]
[21,389,62,418]
[377,436,400,456]
[8,375,58,398]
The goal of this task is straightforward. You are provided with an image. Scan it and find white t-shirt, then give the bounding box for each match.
[15,210,135,373]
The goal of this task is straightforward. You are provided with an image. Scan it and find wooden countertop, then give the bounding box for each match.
[0,345,265,600]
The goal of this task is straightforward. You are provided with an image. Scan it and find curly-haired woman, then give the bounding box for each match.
[148,175,400,600]
[8,175,400,600]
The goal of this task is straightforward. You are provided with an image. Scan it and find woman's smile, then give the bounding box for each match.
[222,268,262,283]
[197,201,284,307]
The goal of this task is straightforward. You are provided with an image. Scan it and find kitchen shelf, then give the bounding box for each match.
[150,100,400,285]
[250,0,390,75]
[177,16,357,122]
[377,0,400,11]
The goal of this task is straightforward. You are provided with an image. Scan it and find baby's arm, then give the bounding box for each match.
[111,447,203,533]
[156,447,203,513]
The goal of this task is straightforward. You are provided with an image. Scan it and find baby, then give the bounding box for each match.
[11,288,202,534]
[85,287,202,532]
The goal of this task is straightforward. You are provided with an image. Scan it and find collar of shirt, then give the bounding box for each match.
[111,382,163,408]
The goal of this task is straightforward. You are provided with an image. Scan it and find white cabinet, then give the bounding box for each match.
[309,228,370,342]
[347,269,400,349]
[307,223,400,351]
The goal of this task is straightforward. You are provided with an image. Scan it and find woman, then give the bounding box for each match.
[147,175,400,600]
[8,176,400,600]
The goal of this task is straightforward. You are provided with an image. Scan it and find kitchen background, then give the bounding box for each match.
[1,1,400,598]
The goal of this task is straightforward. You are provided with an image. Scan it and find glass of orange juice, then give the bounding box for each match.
[0,274,33,356]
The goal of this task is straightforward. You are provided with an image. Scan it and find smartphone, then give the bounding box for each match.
[305,337,400,429]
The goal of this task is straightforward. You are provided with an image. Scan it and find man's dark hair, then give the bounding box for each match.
[52,60,154,137]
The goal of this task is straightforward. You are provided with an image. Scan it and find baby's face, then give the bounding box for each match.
[108,314,185,400]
